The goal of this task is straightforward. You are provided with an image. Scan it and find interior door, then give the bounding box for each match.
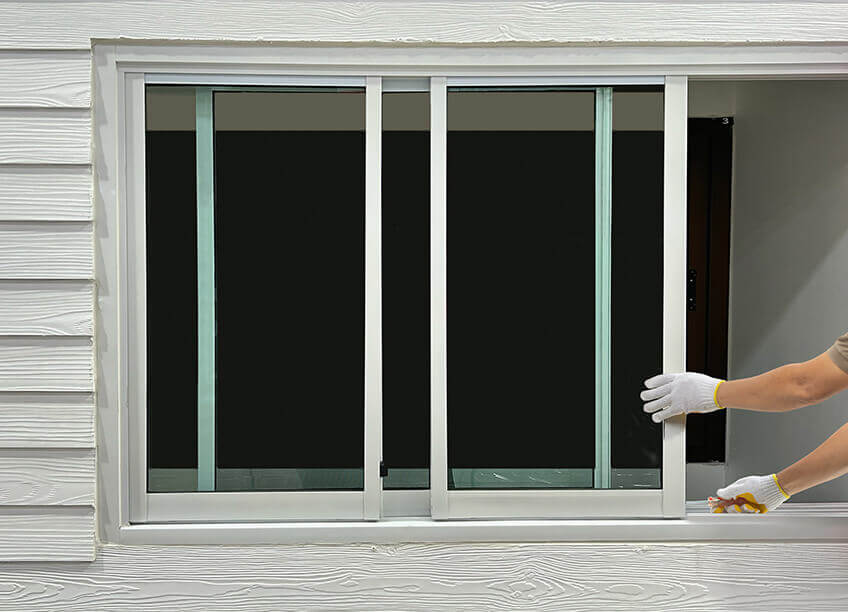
[686,117,733,463]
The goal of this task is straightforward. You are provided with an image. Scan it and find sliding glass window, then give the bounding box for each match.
[135,76,680,523]
[145,86,367,495]
[445,88,598,490]
[431,81,667,518]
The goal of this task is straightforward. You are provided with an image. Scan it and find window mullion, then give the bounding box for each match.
[195,87,216,492]
[429,76,449,519]
[661,75,688,517]
[364,76,383,519]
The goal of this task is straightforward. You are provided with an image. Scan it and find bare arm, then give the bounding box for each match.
[777,421,848,496]
[716,352,848,413]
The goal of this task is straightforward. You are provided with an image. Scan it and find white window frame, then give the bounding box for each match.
[125,74,382,524]
[94,42,848,545]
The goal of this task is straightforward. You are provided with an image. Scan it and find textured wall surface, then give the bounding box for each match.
[0,40,94,563]
[4,1,848,48]
[2,541,848,611]
[2,0,848,608]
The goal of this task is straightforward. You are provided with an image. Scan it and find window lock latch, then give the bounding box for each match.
[379,460,388,478]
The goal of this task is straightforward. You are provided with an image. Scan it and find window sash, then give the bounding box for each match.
[126,72,686,524]
[127,75,377,523]
[428,75,686,519]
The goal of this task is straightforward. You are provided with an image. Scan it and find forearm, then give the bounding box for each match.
[716,354,846,413]
[716,364,811,412]
[777,421,848,496]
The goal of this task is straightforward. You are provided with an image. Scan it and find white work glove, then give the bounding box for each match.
[640,372,725,423]
[709,474,791,513]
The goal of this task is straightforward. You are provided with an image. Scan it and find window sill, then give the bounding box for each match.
[117,502,848,545]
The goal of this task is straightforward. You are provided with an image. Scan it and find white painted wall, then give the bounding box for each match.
[726,80,848,502]
[689,81,736,118]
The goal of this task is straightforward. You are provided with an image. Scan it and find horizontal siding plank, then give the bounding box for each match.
[3,2,848,49]
[0,509,94,562]
[0,223,92,279]
[0,393,94,448]
[0,110,90,164]
[2,542,848,607]
[0,166,92,221]
[0,282,93,335]
[0,52,90,107]
[0,451,95,505]
[0,340,93,392]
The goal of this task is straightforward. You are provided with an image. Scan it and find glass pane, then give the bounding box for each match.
[214,89,366,491]
[447,89,597,489]
[145,86,366,493]
[145,86,199,493]
[382,91,430,490]
[610,88,664,488]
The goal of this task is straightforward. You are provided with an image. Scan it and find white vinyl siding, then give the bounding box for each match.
[0,45,94,562]
[0,540,847,610]
[0,166,92,221]
[0,3,846,610]
[0,51,90,108]
[1,2,848,48]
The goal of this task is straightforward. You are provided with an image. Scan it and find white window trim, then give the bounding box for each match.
[94,42,848,545]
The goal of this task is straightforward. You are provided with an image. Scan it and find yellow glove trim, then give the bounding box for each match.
[772,473,790,499]
[713,380,726,409]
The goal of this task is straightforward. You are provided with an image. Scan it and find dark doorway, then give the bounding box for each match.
[686,117,733,463]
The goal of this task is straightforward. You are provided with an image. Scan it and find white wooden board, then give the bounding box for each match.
[0,166,92,221]
[2,2,848,49]
[0,509,94,562]
[0,282,93,335]
[0,394,94,448]
[0,451,95,505]
[0,541,847,608]
[0,110,90,164]
[0,51,90,107]
[0,340,94,392]
[0,224,92,279]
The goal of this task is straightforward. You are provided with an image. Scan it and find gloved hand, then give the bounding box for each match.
[709,474,791,513]
[640,372,725,423]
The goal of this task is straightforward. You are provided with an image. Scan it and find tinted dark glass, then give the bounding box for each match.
[213,91,366,491]
[609,90,664,487]
[146,86,199,492]
[446,90,597,489]
[381,92,431,489]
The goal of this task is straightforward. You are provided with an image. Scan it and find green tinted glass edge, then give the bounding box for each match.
[196,87,216,492]
[594,87,613,489]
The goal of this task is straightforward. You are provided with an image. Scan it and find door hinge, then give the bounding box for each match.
[379,460,388,478]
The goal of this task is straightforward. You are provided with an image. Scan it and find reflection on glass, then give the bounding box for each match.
[382,91,430,490]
